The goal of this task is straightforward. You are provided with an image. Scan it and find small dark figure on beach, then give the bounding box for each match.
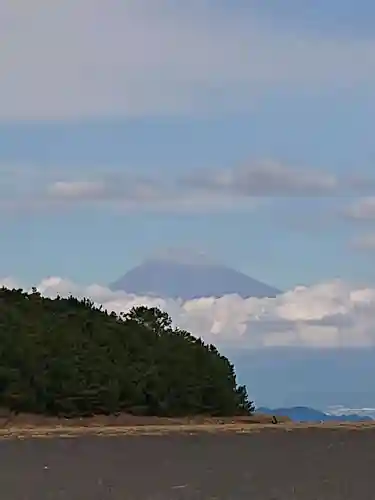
[272,415,278,424]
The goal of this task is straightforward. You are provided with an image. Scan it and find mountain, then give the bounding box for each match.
[110,249,281,300]
[257,406,373,423]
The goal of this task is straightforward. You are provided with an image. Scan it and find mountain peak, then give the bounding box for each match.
[110,249,281,301]
[146,247,219,266]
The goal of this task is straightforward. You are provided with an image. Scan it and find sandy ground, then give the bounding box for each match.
[1,425,375,499]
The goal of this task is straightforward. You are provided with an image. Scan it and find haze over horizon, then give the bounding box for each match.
[1,0,375,409]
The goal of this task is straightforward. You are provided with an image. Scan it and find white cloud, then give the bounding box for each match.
[345,198,375,250]
[184,160,338,196]
[2,275,375,349]
[352,233,375,251]
[1,0,375,119]
[341,198,375,251]
[1,161,374,216]
[326,405,375,420]
[46,181,107,200]
[346,197,375,220]
[0,159,341,217]
[44,177,165,205]
[0,164,263,214]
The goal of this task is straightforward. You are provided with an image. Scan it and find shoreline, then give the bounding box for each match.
[1,420,375,440]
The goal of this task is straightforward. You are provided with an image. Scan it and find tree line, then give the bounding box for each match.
[0,286,254,417]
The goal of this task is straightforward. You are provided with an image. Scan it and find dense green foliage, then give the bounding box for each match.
[0,287,254,417]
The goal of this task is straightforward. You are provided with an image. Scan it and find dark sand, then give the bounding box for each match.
[1,428,375,499]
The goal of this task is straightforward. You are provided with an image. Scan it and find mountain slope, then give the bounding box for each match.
[110,253,280,300]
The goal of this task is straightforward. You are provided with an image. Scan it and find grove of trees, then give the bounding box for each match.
[0,286,254,417]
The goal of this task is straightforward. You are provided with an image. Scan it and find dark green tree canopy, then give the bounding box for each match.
[0,287,254,417]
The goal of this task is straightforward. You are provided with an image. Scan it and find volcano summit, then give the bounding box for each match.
[110,249,280,301]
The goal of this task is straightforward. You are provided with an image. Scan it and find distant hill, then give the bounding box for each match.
[257,406,373,423]
[110,249,280,300]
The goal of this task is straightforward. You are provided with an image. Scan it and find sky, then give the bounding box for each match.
[1,1,375,407]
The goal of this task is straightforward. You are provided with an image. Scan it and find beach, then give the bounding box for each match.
[1,425,375,499]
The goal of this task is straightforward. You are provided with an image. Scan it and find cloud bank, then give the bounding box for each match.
[0,160,338,216]
[184,161,338,197]
[4,160,375,216]
[2,0,375,119]
[2,276,375,349]
[326,405,375,420]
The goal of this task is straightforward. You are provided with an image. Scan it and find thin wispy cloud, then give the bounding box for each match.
[2,160,375,216]
[345,197,375,220]
[352,233,375,251]
[0,167,260,214]
[1,0,375,120]
[184,161,338,197]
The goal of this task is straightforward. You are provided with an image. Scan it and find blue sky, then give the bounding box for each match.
[1,0,375,290]
[4,0,375,409]
[234,0,375,37]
